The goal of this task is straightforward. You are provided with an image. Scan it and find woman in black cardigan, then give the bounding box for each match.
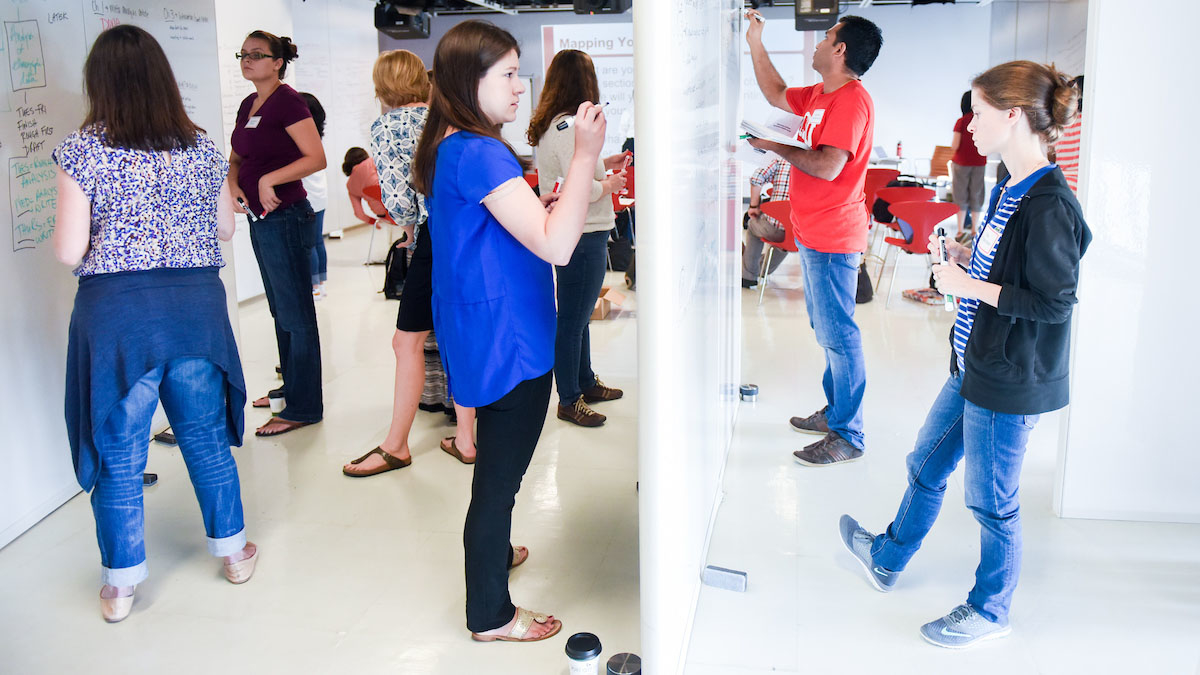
[838,60,1091,649]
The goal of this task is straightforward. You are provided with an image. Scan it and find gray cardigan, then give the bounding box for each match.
[534,113,615,234]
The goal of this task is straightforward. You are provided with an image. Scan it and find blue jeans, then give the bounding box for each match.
[871,372,1039,624]
[795,243,866,449]
[309,209,327,284]
[249,200,323,422]
[90,358,247,587]
[554,230,609,406]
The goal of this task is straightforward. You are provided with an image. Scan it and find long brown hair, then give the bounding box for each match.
[526,49,599,147]
[83,25,202,151]
[412,21,520,196]
[972,60,1079,144]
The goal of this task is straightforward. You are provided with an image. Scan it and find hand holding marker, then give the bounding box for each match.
[935,226,955,311]
[237,197,259,223]
[556,101,609,131]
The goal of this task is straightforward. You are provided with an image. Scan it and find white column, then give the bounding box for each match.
[1056,0,1200,522]
[635,1,742,672]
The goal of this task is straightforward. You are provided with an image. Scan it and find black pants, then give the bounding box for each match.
[464,371,553,632]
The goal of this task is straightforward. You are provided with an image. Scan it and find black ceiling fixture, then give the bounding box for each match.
[573,0,630,13]
[375,1,432,39]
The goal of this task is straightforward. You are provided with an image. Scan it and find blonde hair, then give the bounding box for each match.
[972,60,1079,144]
[373,49,430,108]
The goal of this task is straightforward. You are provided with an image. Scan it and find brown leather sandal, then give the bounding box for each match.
[343,446,412,477]
[440,436,476,465]
[254,418,315,437]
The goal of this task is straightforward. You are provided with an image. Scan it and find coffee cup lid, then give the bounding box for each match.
[565,632,602,660]
[607,652,642,674]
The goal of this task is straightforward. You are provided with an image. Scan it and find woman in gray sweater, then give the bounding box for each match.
[527,49,629,427]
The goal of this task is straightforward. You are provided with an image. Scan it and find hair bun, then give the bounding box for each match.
[280,36,298,61]
[1047,65,1078,135]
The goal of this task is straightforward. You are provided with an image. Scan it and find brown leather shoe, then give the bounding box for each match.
[558,397,606,427]
[581,377,623,403]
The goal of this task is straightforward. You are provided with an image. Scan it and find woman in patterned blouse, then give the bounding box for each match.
[342,50,478,477]
[51,25,257,623]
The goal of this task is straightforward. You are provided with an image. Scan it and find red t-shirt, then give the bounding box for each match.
[951,114,987,166]
[784,81,874,253]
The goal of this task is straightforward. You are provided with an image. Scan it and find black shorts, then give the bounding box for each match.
[396,223,434,332]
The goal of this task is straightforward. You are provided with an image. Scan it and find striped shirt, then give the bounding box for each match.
[1054,113,1082,193]
[953,165,1057,370]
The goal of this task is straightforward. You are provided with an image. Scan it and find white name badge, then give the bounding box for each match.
[977,224,1002,256]
[245,116,262,129]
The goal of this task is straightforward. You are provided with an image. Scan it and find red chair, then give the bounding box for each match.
[611,165,636,244]
[863,168,901,266]
[523,171,539,189]
[880,200,960,308]
[755,200,799,305]
[870,186,935,283]
[362,184,398,265]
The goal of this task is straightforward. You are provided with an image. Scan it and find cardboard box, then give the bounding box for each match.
[591,286,626,320]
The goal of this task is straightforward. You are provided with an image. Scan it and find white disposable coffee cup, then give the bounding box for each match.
[268,391,285,414]
[566,632,602,675]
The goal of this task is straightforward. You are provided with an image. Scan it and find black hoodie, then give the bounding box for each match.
[951,167,1092,415]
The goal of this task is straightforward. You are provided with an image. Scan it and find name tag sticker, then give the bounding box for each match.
[245,116,262,129]
[977,225,1001,256]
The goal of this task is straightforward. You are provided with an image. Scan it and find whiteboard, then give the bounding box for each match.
[0,0,228,549]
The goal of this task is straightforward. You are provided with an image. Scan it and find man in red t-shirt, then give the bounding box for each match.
[745,11,882,467]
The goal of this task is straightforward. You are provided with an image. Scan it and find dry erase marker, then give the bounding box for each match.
[753,13,765,23]
[237,197,259,222]
[556,102,609,131]
[553,176,564,194]
[935,226,955,311]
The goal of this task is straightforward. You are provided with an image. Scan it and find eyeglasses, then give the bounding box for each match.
[234,51,277,62]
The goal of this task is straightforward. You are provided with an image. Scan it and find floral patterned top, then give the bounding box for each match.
[369,106,427,227]
[52,125,229,277]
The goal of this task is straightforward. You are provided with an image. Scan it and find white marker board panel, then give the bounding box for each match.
[0,0,226,549]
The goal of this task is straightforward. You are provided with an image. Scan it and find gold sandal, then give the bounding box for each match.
[470,607,562,643]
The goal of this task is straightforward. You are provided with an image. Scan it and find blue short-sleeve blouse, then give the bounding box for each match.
[428,132,556,407]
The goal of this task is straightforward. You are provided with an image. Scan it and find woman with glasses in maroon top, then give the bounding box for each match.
[229,30,327,437]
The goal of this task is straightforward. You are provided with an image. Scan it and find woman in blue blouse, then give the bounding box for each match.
[412,21,606,643]
[51,26,257,623]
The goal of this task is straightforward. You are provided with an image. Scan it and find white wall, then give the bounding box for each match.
[215,0,378,302]
[635,2,741,673]
[1056,0,1200,523]
[990,0,1088,74]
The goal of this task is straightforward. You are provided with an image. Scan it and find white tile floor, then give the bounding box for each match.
[0,226,639,674]
[3,228,1199,675]
[686,253,1200,674]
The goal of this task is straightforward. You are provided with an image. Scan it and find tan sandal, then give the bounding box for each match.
[223,543,259,584]
[470,607,562,643]
[343,446,412,477]
[509,545,528,570]
[440,437,475,465]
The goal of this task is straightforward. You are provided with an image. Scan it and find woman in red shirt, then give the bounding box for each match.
[951,90,988,242]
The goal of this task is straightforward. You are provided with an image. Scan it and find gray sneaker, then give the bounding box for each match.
[838,515,896,592]
[793,432,863,467]
[920,604,1011,649]
[788,405,830,435]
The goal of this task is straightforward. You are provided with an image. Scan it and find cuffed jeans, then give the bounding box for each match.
[871,372,1038,624]
[795,242,866,449]
[90,358,246,587]
[464,371,553,632]
[249,200,324,422]
[554,231,609,406]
